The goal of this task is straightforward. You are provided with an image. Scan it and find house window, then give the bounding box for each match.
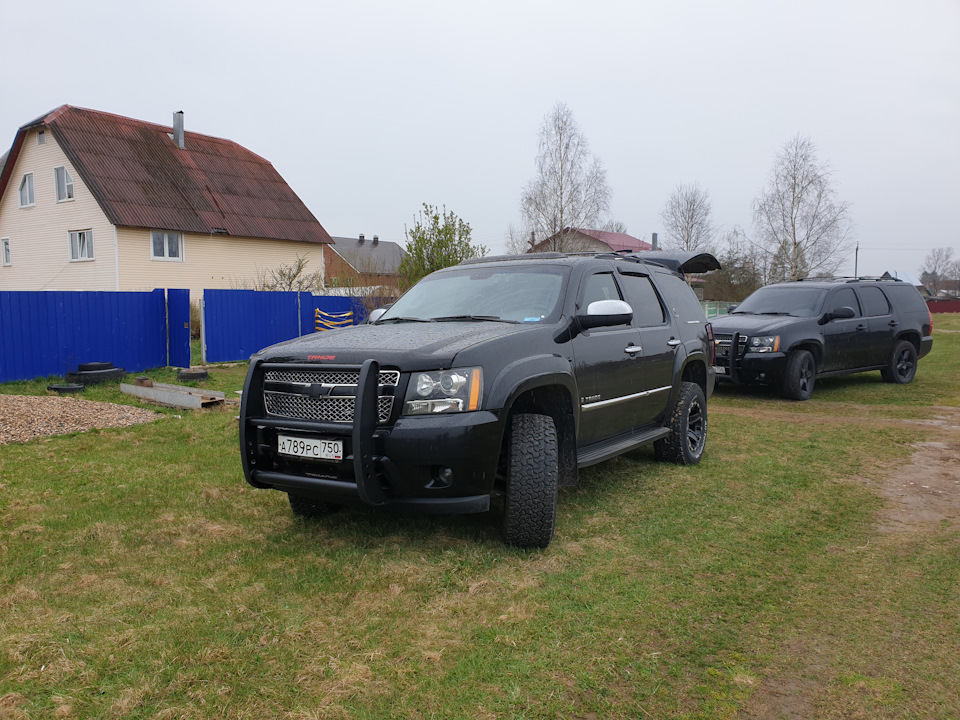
[19,174,34,207]
[38,130,46,145]
[55,167,75,202]
[1,238,10,266]
[69,230,94,261]
[151,230,183,260]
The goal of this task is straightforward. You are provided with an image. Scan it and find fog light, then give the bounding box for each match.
[440,467,454,482]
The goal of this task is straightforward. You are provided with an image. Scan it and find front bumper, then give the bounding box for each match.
[715,350,787,385]
[241,360,504,514]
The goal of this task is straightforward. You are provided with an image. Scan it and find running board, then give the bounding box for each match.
[577,427,670,468]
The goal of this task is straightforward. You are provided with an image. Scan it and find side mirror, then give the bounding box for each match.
[578,299,633,330]
[727,304,738,314]
[820,306,855,325]
[368,308,388,323]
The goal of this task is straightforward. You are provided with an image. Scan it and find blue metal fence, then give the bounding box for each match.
[202,290,367,363]
[0,289,190,383]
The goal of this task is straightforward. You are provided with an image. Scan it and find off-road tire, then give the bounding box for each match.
[501,413,559,549]
[880,340,917,384]
[654,381,707,465]
[781,349,816,401]
[288,493,337,519]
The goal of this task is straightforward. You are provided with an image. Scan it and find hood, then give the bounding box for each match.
[711,313,803,335]
[254,320,533,370]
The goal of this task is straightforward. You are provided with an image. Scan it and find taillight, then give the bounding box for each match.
[706,322,715,365]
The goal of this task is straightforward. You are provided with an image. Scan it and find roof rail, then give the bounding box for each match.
[796,275,904,283]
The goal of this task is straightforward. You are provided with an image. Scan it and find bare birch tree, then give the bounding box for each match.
[659,182,716,252]
[520,102,612,252]
[753,135,853,281]
[919,246,955,295]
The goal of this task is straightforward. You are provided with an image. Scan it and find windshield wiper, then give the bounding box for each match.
[758,311,794,316]
[377,316,436,324]
[432,315,519,324]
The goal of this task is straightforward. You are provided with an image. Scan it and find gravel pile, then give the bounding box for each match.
[0,394,161,445]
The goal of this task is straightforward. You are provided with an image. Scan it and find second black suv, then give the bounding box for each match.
[239,251,718,548]
[711,277,933,400]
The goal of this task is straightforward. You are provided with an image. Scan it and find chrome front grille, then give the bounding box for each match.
[265,369,400,387]
[264,391,394,424]
[262,365,399,424]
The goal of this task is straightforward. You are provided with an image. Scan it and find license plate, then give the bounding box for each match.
[277,435,343,461]
[712,365,727,375]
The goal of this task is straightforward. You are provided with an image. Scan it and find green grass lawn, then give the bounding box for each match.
[1,316,957,718]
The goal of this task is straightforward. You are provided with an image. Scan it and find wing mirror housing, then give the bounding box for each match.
[368,307,388,323]
[578,299,633,330]
[821,306,856,324]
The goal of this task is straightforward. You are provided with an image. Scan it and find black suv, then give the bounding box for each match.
[239,251,718,548]
[711,277,933,400]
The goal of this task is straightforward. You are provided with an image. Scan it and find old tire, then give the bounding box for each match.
[501,413,559,549]
[288,493,337,519]
[781,349,816,401]
[177,369,209,382]
[77,361,114,372]
[654,381,707,465]
[880,340,917,384]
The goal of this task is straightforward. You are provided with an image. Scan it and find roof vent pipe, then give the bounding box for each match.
[651,232,658,250]
[173,111,185,150]
[359,233,365,243]
[372,235,379,245]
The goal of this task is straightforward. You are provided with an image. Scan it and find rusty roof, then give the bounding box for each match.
[0,105,331,245]
[569,228,653,253]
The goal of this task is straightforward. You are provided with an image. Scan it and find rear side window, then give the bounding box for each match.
[828,287,861,316]
[858,286,891,316]
[652,272,705,321]
[618,273,666,326]
[881,283,928,313]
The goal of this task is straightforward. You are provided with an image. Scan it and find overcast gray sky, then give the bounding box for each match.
[2,0,957,279]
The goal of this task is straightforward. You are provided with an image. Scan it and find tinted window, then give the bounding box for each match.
[828,287,861,316]
[734,285,827,317]
[619,273,666,326]
[859,286,890,316]
[581,272,621,308]
[654,272,706,320]
[881,283,927,313]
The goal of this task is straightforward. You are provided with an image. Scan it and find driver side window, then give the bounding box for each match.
[580,272,622,309]
[828,287,861,316]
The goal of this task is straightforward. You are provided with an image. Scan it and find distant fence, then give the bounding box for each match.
[701,301,733,319]
[0,289,190,383]
[201,290,366,363]
[927,299,960,314]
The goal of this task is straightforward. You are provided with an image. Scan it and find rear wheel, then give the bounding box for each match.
[501,413,559,549]
[880,340,917,384]
[781,349,816,401]
[287,493,337,519]
[654,381,707,465]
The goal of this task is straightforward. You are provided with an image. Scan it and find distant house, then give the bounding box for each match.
[326,233,407,292]
[0,105,334,300]
[529,227,654,254]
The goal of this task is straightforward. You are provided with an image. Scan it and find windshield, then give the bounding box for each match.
[379,265,569,324]
[733,285,827,317]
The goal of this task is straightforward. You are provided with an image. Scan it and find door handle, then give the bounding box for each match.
[856,324,867,332]
[624,345,643,355]
[888,320,899,328]
[667,339,681,347]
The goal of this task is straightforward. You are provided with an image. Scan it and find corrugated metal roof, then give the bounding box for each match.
[570,228,653,253]
[3,105,331,245]
[330,235,406,275]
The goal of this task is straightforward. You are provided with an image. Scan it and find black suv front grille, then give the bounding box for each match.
[262,366,399,424]
[713,333,746,358]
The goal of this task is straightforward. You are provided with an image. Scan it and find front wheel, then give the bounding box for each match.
[654,381,707,465]
[781,349,816,401]
[880,340,917,384]
[501,413,559,549]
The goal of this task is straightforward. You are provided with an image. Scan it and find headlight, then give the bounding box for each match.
[403,367,483,415]
[748,336,780,353]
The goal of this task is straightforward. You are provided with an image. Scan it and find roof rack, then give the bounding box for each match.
[796,276,903,283]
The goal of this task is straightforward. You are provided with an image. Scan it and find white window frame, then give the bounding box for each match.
[38,129,46,145]
[69,230,95,262]
[150,230,184,261]
[55,166,75,202]
[1,238,11,266]
[19,173,34,207]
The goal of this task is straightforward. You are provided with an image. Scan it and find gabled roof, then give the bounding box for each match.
[0,105,331,245]
[568,228,653,253]
[330,235,406,275]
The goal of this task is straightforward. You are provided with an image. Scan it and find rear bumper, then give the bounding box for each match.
[919,335,933,360]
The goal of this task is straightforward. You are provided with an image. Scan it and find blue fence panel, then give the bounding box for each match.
[0,290,171,383]
[167,289,192,368]
[310,296,366,333]
[203,289,301,363]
